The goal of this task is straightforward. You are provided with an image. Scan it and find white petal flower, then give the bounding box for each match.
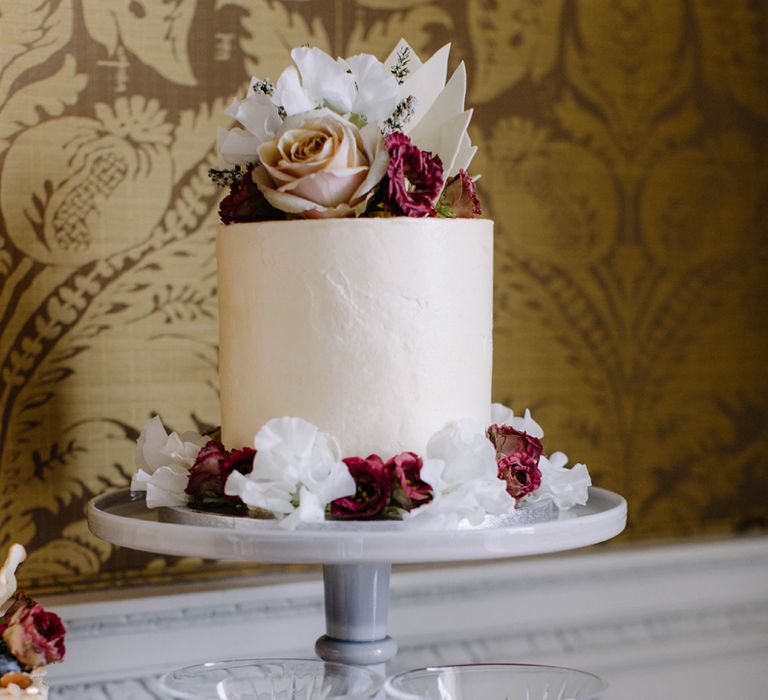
[224,470,295,515]
[273,65,316,116]
[405,420,513,529]
[529,452,592,510]
[275,47,356,116]
[344,53,401,124]
[217,88,282,166]
[490,404,544,439]
[426,418,497,483]
[133,465,190,508]
[226,417,355,526]
[132,417,206,500]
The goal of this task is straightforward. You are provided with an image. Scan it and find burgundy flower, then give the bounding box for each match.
[498,454,542,501]
[383,132,443,217]
[487,424,543,463]
[219,164,285,224]
[487,424,543,501]
[185,440,255,505]
[386,452,432,511]
[439,170,481,218]
[330,455,391,519]
[2,598,65,670]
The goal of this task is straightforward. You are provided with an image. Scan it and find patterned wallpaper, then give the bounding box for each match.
[0,1,766,595]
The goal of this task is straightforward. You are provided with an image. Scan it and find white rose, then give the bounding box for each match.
[253,109,387,218]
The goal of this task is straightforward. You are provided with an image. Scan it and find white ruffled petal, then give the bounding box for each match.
[252,416,320,482]
[225,471,295,514]
[345,53,401,123]
[513,409,544,439]
[490,403,514,425]
[291,47,355,114]
[306,460,356,504]
[490,404,544,439]
[134,417,206,476]
[135,416,171,471]
[530,454,591,510]
[226,93,282,144]
[426,419,497,484]
[273,65,316,116]
[217,126,262,166]
[141,465,190,508]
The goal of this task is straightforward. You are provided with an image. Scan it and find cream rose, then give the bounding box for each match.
[253,109,388,218]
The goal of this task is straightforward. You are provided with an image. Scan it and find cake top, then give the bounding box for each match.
[0,546,65,688]
[210,40,482,223]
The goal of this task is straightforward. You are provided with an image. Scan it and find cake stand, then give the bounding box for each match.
[87,487,626,667]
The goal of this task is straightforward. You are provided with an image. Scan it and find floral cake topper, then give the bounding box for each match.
[131,405,591,531]
[210,40,481,222]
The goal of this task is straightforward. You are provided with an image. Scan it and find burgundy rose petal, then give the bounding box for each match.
[330,455,391,519]
[185,439,227,500]
[383,132,443,217]
[498,454,542,501]
[487,424,543,463]
[186,441,254,505]
[3,601,66,669]
[440,169,481,218]
[219,164,285,224]
[386,451,432,511]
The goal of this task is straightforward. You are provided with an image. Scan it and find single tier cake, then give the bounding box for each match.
[217,217,493,457]
[130,39,592,528]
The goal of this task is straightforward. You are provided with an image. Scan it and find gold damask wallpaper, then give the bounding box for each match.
[0,1,766,594]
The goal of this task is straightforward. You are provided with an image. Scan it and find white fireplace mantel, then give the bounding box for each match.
[47,535,768,700]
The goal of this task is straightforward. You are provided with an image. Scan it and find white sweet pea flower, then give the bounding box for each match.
[528,452,591,510]
[404,420,512,529]
[274,47,356,116]
[224,417,355,529]
[131,417,207,506]
[217,81,283,167]
[132,464,190,508]
[426,418,497,483]
[490,404,544,439]
[343,53,401,124]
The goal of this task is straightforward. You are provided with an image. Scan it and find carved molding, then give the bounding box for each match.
[49,537,768,700]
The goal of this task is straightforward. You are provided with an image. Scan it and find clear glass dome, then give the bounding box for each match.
[159,658,382,700]
[383,663,607,700]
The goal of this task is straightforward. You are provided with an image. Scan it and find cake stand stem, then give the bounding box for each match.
[314,563,398,667]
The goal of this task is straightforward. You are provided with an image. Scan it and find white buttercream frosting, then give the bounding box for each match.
[217,218,493,457]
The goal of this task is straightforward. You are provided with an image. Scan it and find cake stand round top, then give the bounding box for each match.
[87,487,626,564]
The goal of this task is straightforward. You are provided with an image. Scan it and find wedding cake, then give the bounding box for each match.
[218,217,493,457]
[0,546,66,700]
[131,40,591,529]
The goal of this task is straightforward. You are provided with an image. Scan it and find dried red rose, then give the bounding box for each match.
[487,424,543,464]
[330,455,391,519]
[498,453,542,501]
[383,132,443,217]
[386,452,432,511]
[2,598,65,670]
[219,164,285,224]
[487,424,543,501]
[185,440,255,505]
[439,169,481,218]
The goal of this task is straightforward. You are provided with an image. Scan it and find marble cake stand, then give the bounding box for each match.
[86,487,626,666]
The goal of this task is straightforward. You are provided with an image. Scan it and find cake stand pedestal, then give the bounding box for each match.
[87,487,626,667]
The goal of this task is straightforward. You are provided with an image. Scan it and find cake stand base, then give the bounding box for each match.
[86,487,626,667]
[316,563,397,665]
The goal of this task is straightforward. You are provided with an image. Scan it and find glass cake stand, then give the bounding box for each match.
[86,487,626,667]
